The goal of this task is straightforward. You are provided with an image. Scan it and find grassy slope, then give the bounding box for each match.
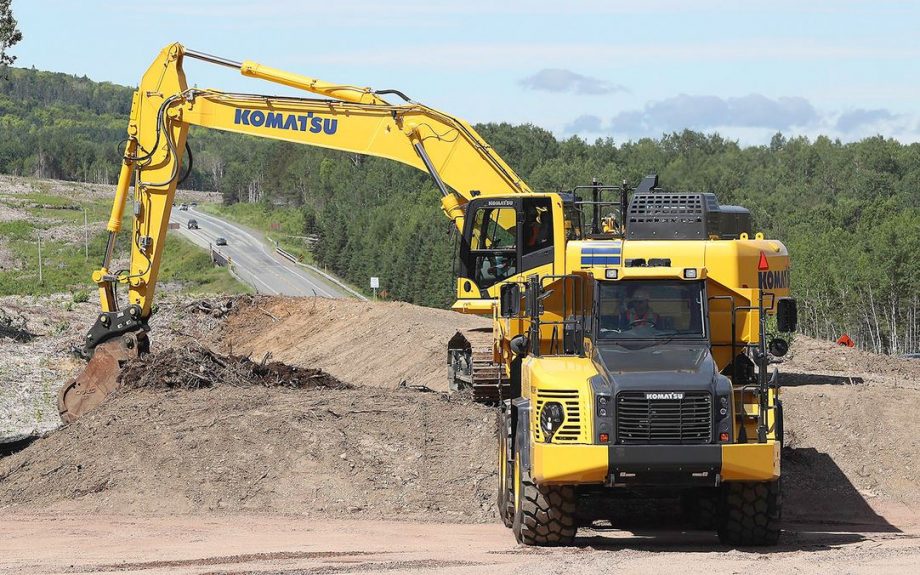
[0,184,248,297]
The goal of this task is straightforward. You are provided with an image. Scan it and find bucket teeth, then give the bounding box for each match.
[57,332,146,423]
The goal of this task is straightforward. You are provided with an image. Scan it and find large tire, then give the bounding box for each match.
[717,480,782,546]
[496,409,514,528]
[681,488,719,530]
[512,459,577,546]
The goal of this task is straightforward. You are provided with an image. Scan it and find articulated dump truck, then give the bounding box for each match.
[480,177,797,546]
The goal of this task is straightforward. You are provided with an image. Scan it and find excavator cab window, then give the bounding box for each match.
[468,206,518,289]
[521,197,555,271]
[522,201,552,254]
[470,207,516,251]
[460,196,562,294]
[563,201,583,241]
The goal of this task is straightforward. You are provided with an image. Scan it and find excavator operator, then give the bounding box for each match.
[524,205,552,253]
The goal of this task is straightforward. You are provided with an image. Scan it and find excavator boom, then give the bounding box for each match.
[59,42,531,421]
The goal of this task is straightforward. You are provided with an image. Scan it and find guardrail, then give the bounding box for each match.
[275,246,299,264]
[273,243,367,301]
[211,246,229,267]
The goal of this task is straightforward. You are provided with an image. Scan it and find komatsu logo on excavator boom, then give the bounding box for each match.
[234,109,338,135]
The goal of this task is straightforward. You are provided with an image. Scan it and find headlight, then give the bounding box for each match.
[597,395,610,417]
[540,402,565,439]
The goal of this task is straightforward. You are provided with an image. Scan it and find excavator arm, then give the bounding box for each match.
[58,43,531,421]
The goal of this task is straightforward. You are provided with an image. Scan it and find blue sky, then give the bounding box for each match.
[9,0,920,145]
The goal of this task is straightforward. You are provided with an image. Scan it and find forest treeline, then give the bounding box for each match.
[1,66,918,354]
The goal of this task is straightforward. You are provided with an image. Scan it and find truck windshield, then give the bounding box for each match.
[597,280,706,341]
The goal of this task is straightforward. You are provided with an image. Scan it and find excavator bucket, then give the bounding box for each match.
[57,332,146,423]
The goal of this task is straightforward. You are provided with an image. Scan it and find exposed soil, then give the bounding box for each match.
[3,513,919,575]
[215,295,491,392]
[0,174,218,205]
[0,294,233,441]
[0,382,497,522]
[0,243,20,271]
[778,336,920,526]
[783,334,920,383]
[0,174,219,247]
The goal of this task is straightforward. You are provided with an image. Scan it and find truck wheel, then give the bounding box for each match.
[496,409,514,528]
[681,488,719,530]
[512,460,576,546]
[717,480,782,546]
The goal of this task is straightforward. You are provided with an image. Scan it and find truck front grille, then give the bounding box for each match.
[616,392,712,444]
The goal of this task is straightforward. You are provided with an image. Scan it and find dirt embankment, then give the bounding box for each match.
[215,296,490,392]
[778,336,920,526]
[0,381,497,521]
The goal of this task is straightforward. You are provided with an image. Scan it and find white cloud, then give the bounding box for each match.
[609,94,818,135]
[557,94,920,145]
[835,109,899,133]
[519,69,627,96]
[565,115,604,133]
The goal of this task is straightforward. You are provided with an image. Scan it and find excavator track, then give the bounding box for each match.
[448,328,507,404]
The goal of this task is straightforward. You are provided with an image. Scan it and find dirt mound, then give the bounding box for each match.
[119,345,348,391]
[215,296,491,392]
[0,370,497,521]
[776,335,920,526]
[3,294,920,530]
[783,335,920,384]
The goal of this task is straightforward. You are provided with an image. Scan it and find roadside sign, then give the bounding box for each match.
[370,277,380,301]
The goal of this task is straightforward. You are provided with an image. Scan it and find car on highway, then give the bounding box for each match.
[187,219,198,230]
[178,204,188,211]
[215,237,227,246]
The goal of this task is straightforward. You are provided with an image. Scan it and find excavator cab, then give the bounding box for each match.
[456,194,579,302]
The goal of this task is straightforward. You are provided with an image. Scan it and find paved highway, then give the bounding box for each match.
[169,206,353,298]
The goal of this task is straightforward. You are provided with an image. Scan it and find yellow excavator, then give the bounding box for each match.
[58,42,535,420]
[62,43,798,547]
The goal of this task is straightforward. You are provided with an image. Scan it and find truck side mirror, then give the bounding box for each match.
[776,297,797,333]
[500,284,521,318]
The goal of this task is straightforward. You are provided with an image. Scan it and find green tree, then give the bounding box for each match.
[0,0,22,66]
